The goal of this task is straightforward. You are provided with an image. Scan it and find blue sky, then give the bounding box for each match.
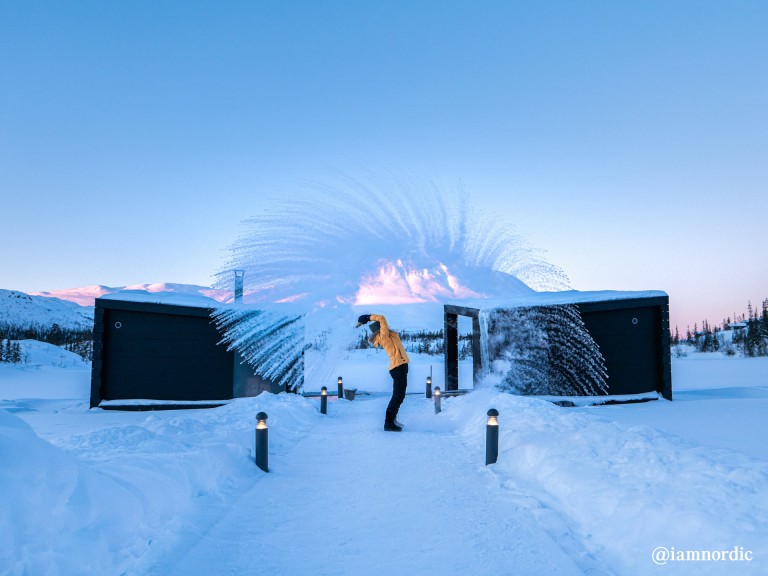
[1,1,766,331]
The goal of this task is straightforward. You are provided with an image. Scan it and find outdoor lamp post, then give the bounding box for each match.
[338,376,344,400]
[320,386,328,415]
[434,386,441,414]
[486,408,499,465]
[426,376,432,399]
[255,412,269,472]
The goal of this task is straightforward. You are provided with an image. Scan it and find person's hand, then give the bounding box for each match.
[356,314,371,327]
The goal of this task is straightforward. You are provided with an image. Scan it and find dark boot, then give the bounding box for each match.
[384,421,402,432]
[384,408,402,431]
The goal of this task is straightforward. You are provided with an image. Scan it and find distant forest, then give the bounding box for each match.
[672,298,768,357]
[0,322,93,363]
[354,329,473,358]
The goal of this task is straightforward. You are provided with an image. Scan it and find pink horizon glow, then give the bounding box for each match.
[354,261,483,305]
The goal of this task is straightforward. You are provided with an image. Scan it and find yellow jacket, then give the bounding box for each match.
[370,314,410,370]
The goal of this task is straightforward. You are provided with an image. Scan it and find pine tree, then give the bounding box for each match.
[699,320,715,352]
[744,303,760,357]
[11,342,22,364]
[48,323,64,345]
[762,300,768,336]
[757,299,768,356]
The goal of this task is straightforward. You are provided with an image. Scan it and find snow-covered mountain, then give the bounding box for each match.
[0,290,94,330]
[2,283,231,332]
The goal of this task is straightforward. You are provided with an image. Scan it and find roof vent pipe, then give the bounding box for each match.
[234,270,244,303]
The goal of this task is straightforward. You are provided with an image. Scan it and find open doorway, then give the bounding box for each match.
[443,305,483,391]
[458,315,474,389]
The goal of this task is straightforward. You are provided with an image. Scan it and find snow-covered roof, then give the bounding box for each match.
[444,290,668,312]
[96,289,668,326]
[97,290,227,310]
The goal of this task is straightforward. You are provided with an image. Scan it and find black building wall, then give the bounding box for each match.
[444,295,672,400]
[90,299,235,407]
[577,296,672,400]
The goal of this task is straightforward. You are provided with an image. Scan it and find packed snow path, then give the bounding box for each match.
[155,394,588,576]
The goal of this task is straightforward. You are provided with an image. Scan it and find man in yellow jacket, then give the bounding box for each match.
[356,313,409,431]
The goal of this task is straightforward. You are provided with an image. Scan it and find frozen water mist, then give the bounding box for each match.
[212,308,305,387]
[212,172,575,391]
[484,305,608,397]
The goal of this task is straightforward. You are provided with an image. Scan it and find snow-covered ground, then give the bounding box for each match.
[1,348,766,575]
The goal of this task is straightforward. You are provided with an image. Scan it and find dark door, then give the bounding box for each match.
[580,306,661,395]
[102,309,233,401]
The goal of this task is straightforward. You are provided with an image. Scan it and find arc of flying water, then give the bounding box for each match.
[211,172,587,392]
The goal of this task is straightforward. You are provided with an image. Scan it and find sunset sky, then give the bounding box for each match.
[2,1,766,331]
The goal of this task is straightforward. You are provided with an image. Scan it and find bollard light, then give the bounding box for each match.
[486,408,499,465]
[255,411,269,472]
[434,386,441,414]
[338,376,344,400]
[320,386,328,415]
[426,376,432,399]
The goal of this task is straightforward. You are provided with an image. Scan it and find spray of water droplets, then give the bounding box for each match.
[211,171,599,392]
[484,305,608,396]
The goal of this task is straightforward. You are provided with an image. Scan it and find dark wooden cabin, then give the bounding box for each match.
[90,292,282,409]
[444,291,672,400]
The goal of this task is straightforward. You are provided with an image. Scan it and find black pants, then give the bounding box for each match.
[385,363,408,423]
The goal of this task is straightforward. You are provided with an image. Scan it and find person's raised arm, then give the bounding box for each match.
[369,313,390,337]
